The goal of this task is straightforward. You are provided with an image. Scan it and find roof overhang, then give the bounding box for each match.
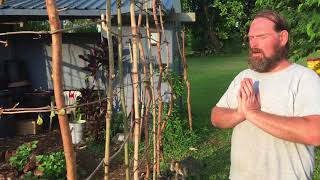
[0,0,181,20]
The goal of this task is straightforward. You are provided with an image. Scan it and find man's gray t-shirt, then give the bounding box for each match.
[216,64,320,180]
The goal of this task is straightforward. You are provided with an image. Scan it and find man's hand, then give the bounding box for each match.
[236,88,245,120]
[239,78,261,116]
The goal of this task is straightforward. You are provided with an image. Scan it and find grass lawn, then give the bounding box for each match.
[186,51,320,179]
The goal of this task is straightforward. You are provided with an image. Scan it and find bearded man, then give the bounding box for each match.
[211,10,320,180]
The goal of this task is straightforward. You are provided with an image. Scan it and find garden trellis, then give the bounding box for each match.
[0,0,194,179]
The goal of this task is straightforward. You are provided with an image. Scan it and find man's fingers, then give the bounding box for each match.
[241,79,253,97]
[240,86,248,100]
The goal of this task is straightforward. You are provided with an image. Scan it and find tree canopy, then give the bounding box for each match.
[182,0,320,60]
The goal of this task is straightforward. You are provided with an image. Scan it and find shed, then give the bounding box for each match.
[0,0,189,117]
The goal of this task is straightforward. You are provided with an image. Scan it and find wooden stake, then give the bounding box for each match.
[182,31,192,130]
[159,4,174,134]
[45,0,76,179]
[176,31,193,130]
[116,0,130,179]
[102,0,115,178]
[152,0,163,176]
[145,2,157,179]
[130,0,141,179]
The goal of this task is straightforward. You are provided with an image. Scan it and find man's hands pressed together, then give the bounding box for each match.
[238,78,261,120]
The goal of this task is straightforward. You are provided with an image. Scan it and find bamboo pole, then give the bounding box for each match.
[130,0,141,179]
[137,1,147,143]
[45,0,76,179]
[116,0,130,179]
[175,31,193,130]
[102,0,115,178]
[152,0,164,175]
[137,1,151,178]
[149,60,157,180]
[144,2,157,179]
[159,4,174,134]
[182,31,192,130]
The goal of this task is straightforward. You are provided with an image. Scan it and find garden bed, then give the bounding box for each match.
[0,130,130,179]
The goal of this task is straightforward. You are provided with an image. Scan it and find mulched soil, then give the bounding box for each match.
[0,130,151,179]
[0,130,63,179]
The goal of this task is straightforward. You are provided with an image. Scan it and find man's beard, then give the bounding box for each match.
[248,44,284,73]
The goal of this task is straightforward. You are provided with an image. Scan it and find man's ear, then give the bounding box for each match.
[279,30,289,47]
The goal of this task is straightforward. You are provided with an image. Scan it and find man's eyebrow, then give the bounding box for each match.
[247,33,272,37]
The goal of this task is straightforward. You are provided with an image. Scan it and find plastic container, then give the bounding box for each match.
[69,120,86,144]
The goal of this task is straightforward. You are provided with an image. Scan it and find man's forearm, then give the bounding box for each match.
[211,106,245,129]
[246,110,320,146]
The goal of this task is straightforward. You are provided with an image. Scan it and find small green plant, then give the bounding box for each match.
[22,171,38,180]
[162,72,199,160]
[36,151,66,179]
[111,112,125,137]
[8,141,66,179]
[9,141,38,172]
[163,104,199,160]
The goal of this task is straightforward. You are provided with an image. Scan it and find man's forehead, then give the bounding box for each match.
[249,17,276,35]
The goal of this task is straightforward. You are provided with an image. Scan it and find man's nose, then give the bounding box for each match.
[249,38,259,49]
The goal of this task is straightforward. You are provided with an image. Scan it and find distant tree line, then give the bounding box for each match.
[182,0,320,60]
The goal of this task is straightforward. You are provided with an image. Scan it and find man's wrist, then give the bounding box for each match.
[235,111,245,121]
[245,109,261,121]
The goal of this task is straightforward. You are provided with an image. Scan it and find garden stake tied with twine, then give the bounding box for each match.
[45,0,76,179]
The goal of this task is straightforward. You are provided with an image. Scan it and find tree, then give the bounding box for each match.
[181,0,250,55]
[182,0,320,59]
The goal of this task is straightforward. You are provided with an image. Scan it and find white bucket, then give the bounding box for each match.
[69,120,85,144]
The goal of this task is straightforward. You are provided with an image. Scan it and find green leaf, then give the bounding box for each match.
[50,110,55,120]
[37,114,43,125]
[307,23,316,42]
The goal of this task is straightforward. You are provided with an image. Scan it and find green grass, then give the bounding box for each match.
[188,51,248,129]
[186,52,247,179]
[186,51,320,179]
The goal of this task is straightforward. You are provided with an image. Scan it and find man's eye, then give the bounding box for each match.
[258,35,267,39]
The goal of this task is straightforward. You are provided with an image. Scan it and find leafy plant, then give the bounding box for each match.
[78,37,119,79]
[163,102,199,160]
[76,84,107,142]
[181,0,249,55]
[111,112,125,137]
[35,152,66,179]
[9,141,38,172]
[77,37,120,142]
[162,73,199,159]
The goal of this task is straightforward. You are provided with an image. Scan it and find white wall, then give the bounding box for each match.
[11,26,178,114]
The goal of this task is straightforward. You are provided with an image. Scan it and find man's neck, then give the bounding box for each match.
[270,59,291,72]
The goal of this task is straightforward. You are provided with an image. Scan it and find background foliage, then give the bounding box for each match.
[182,0,320,60]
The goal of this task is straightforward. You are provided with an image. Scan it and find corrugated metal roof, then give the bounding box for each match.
[0,0,180,17]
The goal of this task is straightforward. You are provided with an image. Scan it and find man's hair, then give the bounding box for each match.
[254,10,290,58]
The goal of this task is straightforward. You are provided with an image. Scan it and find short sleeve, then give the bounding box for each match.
[294,70,320,116]
[216,73,242,109]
